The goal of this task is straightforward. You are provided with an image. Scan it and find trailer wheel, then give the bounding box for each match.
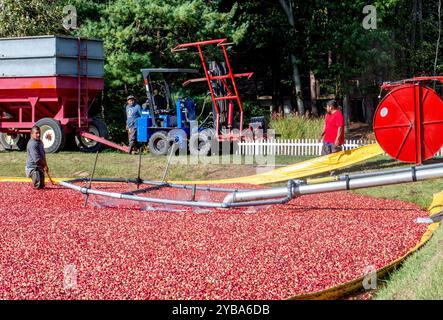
[149,131,170,156]
[35,118,66,153]
[189,130,215,156]
[75,117,109,153]
[0,133,28,151]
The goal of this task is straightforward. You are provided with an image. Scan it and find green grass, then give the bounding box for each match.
[269,115,324,139]
[1,149,442,299]
[0,150,312,181]
[373,226,443,300]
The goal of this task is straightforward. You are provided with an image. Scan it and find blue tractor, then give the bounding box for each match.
[137,68,210,155]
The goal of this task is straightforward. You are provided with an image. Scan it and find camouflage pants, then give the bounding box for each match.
[321,142,343,156]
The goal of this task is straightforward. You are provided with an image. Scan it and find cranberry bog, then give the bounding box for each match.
[0,181,431,300]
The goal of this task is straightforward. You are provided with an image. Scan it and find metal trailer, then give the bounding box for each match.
[0,35,128,153]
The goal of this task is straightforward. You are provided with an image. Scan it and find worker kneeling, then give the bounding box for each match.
[25,125,48,189]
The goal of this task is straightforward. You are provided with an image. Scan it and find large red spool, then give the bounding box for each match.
[374,82,443,164]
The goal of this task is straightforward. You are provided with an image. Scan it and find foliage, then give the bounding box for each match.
[269,114,324,139]
[0,0,67,37]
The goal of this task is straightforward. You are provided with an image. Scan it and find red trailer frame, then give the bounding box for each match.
[172,39,253,141]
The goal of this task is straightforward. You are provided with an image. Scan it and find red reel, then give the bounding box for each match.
[374,83,443,164]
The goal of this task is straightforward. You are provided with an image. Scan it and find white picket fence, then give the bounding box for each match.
[236,139,374,156]
[237,138,443,157]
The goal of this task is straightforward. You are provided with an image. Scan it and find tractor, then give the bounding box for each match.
[136,39,267,156]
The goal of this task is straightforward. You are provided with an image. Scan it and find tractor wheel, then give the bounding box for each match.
[167,129,188,155]
[189,130,215,156]
[0,133,28,151]
[35,118,66,153]
[75,117,109,153]
[148,131,170,156]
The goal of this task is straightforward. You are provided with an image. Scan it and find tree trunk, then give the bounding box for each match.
[309,70,318,116]
[279,0,305,115]
[291,53,304,114]
[272,58,282,113]
[435,0,442,75]
[411,0,417,74]
[363,95,374,126]
[343,94,351,132]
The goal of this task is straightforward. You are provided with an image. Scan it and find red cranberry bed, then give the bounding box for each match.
[0,181,428,299]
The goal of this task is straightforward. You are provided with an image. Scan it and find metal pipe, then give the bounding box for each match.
[60,163,443,209]
[161,143,177,182]
[62,177,252,193]
[59,180,225,208]
[307,162,443,185]
[336,162,443,181]
[223,186,289,204]
[223,197,292,208]
[136,147,143,189]
[84,151,99,207]
[59,179,279,209]
[223,164,443,204]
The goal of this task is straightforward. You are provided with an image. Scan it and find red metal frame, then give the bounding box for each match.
[381,76,443,91]
[81,132,129,153]
[172,39,253,141]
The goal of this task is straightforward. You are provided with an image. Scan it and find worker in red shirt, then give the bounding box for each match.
[319,100,345,155]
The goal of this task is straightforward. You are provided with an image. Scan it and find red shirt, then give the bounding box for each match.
[324,110,345,145]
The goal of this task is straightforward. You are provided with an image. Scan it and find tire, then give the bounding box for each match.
[189,129,215,156]
[35,118,66,153]
[148,131,170,156]
[0,133,28,151]
[75,117,109,153]
[167,129,188,154]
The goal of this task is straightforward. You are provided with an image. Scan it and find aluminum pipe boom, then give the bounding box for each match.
[58,180,224,208]
[335,162,443,181]
[223,164,443,204]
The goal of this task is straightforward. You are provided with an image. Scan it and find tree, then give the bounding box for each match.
[0,0,67,37]
[300,1,399,126]
[278,0,304,115]
[220,0,292,113]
